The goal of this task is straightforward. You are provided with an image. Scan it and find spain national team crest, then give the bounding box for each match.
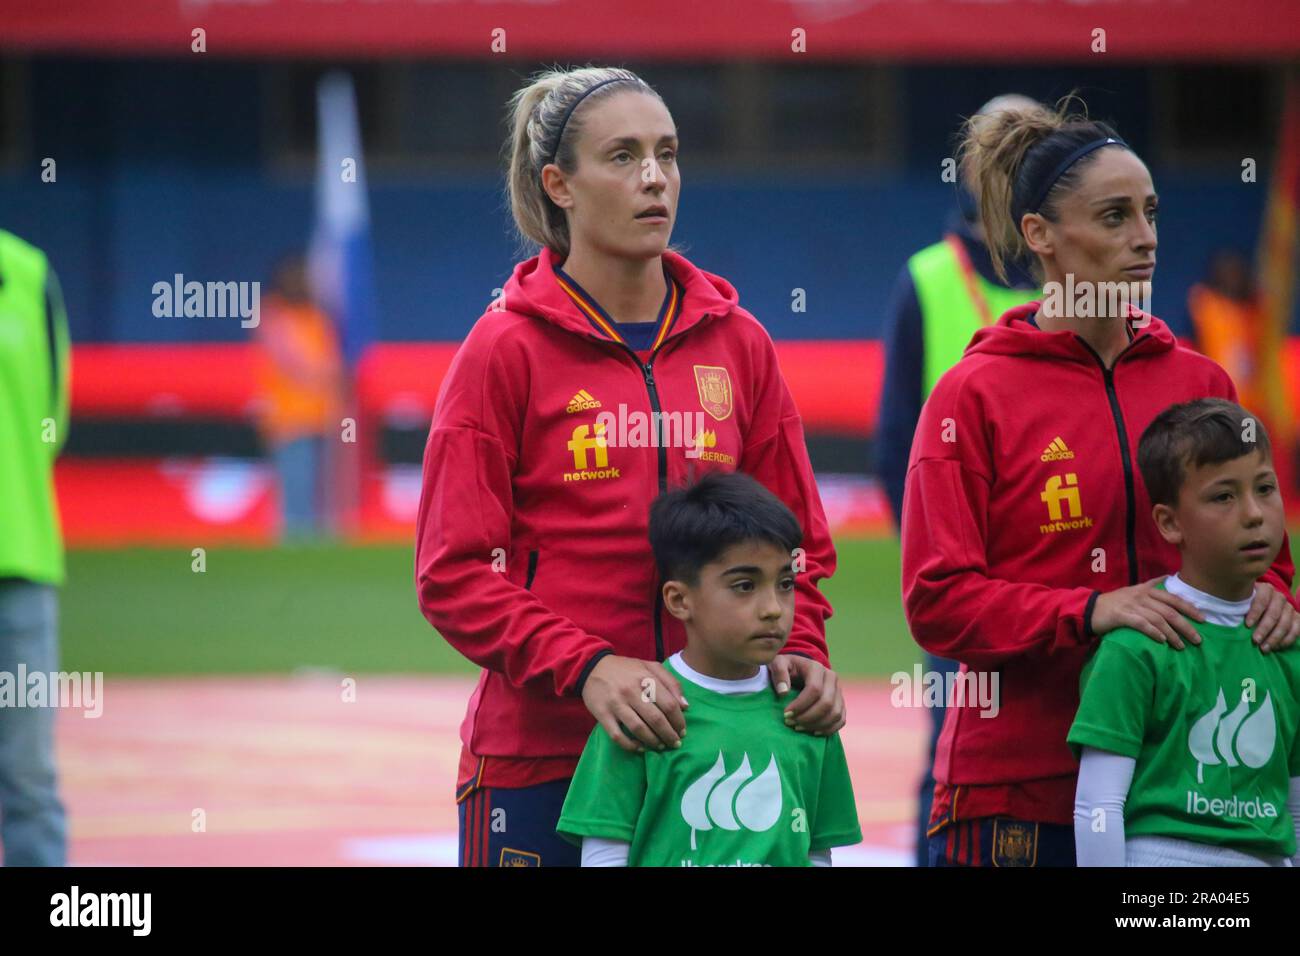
[991,819,1038,867]
[499,847,541,867]
[693,365,734,422]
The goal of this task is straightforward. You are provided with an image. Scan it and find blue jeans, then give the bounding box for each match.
[0,580,66,866]
[272,436,324,539]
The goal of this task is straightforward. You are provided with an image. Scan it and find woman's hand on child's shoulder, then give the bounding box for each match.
[1092,579,1205,650]
[1246,584,1300,654]
[581,656,690,754]
[771,655,846,737]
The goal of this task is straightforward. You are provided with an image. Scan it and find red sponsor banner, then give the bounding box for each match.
[55,458,277,546]
[54,457,890,544]
[7,0,1300,60]
[54,337,1300,545]
[71,343,262,418]
[61,337,1295,438]
[67,341,880,433]
[57,339,883,544]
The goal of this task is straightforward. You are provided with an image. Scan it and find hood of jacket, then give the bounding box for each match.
[965,300,1177,366]
[498,246,740,344]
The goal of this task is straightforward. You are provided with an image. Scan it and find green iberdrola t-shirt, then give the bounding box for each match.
[1068,585,1300,857]
[557,658,863,866]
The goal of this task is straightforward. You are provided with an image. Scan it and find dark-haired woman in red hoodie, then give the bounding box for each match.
[902,98,1300,867]
[415,66,844,867]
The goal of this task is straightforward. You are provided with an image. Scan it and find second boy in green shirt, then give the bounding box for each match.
[1071,398,1300,866]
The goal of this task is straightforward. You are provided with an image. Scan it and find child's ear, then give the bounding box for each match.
[662,580,692,622]
[1152,502,1182,547]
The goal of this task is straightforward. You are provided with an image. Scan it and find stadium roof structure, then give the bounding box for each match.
[6,0,1300,61]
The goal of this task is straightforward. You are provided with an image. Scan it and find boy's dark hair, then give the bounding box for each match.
[1138,398,1273,507]
[648,471,803,586]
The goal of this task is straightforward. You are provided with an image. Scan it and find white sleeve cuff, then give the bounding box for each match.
[580,836,631,867]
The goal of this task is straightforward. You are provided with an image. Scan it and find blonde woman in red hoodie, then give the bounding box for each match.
[415,66,845,867]
[901,98,1300,866]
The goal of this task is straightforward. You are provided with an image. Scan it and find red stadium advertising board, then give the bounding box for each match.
[6,0,1300,60]
[52,339,1300,545]
[55,342,884,545]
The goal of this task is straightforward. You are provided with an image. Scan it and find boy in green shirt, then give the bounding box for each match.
[557,471,862,866]
[1070,398,1300,866]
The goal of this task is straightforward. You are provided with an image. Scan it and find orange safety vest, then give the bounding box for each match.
[1187,283,1264,413]
[255,295,342,444]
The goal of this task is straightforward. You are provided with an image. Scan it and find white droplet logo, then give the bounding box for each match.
[707,754,751,831]
[1236,692,1276,769]
[681,753,726,850]
[680,751,783,851]
[735,756,783,831]
[1188,688,1276,784]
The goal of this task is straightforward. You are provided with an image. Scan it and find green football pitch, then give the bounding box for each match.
[60,537,914,678]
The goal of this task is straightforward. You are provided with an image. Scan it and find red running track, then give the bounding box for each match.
[45,676,926,867]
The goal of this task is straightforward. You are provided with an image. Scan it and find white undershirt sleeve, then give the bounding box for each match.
[808,848,832,867]
[1074,747,1137,867]
[580,836,631,867]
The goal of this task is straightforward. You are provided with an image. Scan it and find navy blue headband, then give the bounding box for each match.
[546,77,634,166]
[1023,135,1129,215]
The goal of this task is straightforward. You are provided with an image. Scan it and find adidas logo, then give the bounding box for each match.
[1040,436,1075,461]
[680,752,782,851]
[566,389,601,413]
[1188,688,1276,784]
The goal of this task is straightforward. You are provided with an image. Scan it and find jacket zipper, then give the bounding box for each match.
[639,358,668,495]
[631,347,668,662]
[1076,335,1141,586]
[604,314,711,663]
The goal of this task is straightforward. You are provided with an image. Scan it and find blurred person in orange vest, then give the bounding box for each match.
[1187,249,1297,499]
[1188,249,1264,413]
[254,255,343,540]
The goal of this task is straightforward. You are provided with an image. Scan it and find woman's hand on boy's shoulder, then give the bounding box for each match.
[1246,583,1300,654]
[1091,579,1205,650]
[770,655,846,737]
[581,655,690,754]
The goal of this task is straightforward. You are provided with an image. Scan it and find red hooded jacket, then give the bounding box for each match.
[902,302,1298,828]
[415,247,835,795]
